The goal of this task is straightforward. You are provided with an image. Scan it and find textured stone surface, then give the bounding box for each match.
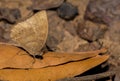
[30,0,64,10]
[56,31,88,52]
[99,21,120,68]
[85,0,120,24]
[77,20,107,41]
[0,8,21,23]
[46,11,65,51]
[75,42,101,52]
[0,0,33,23]
[57,2,78,20]
[46,11,88,52]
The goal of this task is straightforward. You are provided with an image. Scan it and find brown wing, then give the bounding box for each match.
[10,11,48,56]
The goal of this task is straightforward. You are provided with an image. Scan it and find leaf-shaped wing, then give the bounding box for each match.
[10,11,48,56]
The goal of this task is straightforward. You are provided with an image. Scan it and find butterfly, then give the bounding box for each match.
[10,10,48,56]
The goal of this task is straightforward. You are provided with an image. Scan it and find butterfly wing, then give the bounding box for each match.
[10,11,48,56]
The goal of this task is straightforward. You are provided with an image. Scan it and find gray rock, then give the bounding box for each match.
[30,0,64,10]
[77,21,107,41]
[57,2,78,20]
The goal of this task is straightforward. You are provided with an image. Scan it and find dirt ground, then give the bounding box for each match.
[0,0,120,81]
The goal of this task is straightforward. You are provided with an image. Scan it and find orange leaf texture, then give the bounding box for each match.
[33,49,106,68]
[0,55,109,81]
[0,43,109,81]
[0,43,107,69]
[0,43,34,69]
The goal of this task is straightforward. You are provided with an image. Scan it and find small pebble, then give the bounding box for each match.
[57,2,78,20]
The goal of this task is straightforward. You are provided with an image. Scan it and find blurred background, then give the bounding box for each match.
[0,0,120,81]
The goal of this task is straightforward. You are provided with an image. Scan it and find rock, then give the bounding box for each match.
[105,21,120,43]
[115,67,120,81]
[30,0,64,10]
[46,11,65,51]
[99,21,120,69]
[99,21,120,47]
[57,2,78,20]
[85,0,120,24]
[0,0,33,23]
[75,42,101,52]
[77,21,107,41]
[0,22,4,41]
[67,0,90,20]
[0,21,12,42]
[0,8,21,23]
[46,11,87,52]
[63,21,78,36]
[56,31,88,52]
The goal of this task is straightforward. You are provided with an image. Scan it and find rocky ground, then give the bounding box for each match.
[0,0,120,81]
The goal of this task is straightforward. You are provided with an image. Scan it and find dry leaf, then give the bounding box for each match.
[0,55,109,81]
[0,43,109,81]
[0,43,34,69]
[10,10,48,56]
[33,48,107,68]
[0,43,107,69]
[33,52,98,68]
